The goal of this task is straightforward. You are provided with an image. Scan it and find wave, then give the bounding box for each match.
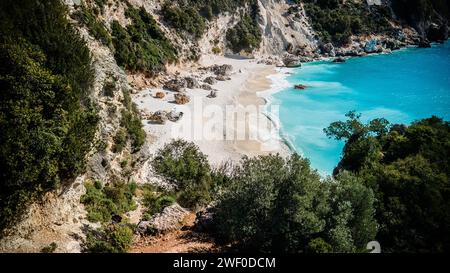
[256,68,303,155]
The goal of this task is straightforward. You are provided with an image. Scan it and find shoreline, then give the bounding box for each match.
[132,41,448,169]
[132,55,292,167]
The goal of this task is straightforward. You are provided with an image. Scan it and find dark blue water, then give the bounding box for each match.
[273,41,450,174]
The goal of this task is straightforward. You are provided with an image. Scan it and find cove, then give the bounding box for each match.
[273,41,450,175]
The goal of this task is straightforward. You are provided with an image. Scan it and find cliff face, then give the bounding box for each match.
[390,0,449,42]
[256,0,318,57]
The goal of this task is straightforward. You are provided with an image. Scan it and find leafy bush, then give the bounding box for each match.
[226,13,262,53]
[140,184,176,220]
[73,4,112,47]
[81,180,137,223]
[161,4,206,39]
[112,129,127,153]
[0,0,98,232]
[111,6,177,74]
[152,140,213,209]
[326,114,450,252]
[214,154,377,252]
[85,223,134,253]
[301,1,393,46]
[121,109,146,152]
[41,242,58,253]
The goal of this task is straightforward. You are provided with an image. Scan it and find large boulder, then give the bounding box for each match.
[204,76,217,85]
[185,77,200,89]
[163,78,187,92]
[209,64,233,76]
[283,54,302,68]
[137,204,189,235]
[364,39,381,53]
[200,84,214,91]
[148,110,169,124]
[174,93,190,105]
[321,43,335,57]
[166,109,184,122]
[154,92,165,99]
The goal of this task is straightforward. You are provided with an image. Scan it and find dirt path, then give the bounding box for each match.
[130,213,218,253]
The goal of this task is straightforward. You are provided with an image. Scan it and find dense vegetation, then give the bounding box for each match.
[84,222,134,253]
[81,179,137,253]
[73,4,112,48]
[161,0,262,53]
[81,180,137,223]
[0,0,98,233]
[110,6,177,74]
[144,121,449,253]
[152,140,213,209]
[161,3,206,39]
[392,0,450,26]
[226,13,262,54]
[391,0,450,40]
[300,0,393,46]
[214,155,376,253]
[326,113,450,252]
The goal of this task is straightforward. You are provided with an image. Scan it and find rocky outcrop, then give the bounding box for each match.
[427,23,448,42]
[204,76,217,85]
[201,64,233,77]
[282,54,302,68]
[163,78,187,92]
[137,204,189,235]
[257,0,318,57]
[185,77,200,89]
[364,39,383,53]
[144,110,184,124]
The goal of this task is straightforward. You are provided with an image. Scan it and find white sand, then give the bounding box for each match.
[132,55,291,166]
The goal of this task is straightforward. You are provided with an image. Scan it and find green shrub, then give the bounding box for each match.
[103,79,116,97]
[161,4,206,39]
[41,242,58,253]
[121,109,146,152]
[226,14,262,53]
[326,114,450,252]
[73,4,112,47]
[301,1,393,46]
[85,223,134,253]
[152,140,213,209]
[140,185,176,220]
[112,129,127,153]
[214,154,377,253]
[0,0,98,232]
[81,180,137,223]
[111,6,177,74]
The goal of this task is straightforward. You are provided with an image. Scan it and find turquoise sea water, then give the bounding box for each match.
[273,41,450,175]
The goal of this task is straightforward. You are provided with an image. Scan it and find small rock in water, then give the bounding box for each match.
[294,84,308,90]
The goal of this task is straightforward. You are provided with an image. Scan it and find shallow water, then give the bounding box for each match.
[273,41,450,175]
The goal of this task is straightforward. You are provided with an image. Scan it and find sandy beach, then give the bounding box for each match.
[132,55,291,166]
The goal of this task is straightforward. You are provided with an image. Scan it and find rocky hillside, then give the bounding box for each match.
[0,0,448,253]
